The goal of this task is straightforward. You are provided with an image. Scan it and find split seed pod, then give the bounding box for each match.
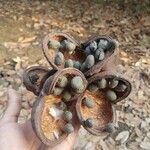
[81,36,118,77]
[42,32,86,70]
[31,94,77,146]
[23,66,56,95]
[76,71,131,135]
[31,68,87,146]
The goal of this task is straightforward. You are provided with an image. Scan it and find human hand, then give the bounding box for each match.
[0,87,79,150]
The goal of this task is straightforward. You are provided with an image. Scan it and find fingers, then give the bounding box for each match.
[20,120,42,150]
[2,87,21,123]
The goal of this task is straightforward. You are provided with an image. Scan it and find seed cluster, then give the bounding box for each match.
[52,75,85,102]
[80,38,110,72]
[87,77,127,103]
[50,37,113,73]
[48,39,76,67]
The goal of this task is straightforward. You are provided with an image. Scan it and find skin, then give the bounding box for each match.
[0,87,80,150]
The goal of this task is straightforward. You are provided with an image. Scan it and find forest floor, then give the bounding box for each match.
[0,1,150,149]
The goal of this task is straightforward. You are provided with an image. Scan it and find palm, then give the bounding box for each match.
[0,120,41,150]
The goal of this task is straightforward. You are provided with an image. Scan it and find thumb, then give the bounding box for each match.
[2,87,21,123]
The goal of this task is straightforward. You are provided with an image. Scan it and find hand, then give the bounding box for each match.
[0,88,79,150]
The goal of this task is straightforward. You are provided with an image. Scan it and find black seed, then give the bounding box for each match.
[95,48,105,61]
[83,97,95,108]
[57,76,68,88]
[89,41,97,52]
[98,39,108,50]
[52,87,63,96]
[29,73,39,84]
[54,52,64,66]
[88,83,98,92]
[84,118,94,128]
[61,40,76,53]
[73,61,81,69]
[115,84,127,92]
[106,90,117,101]
[64,59,74,68]
[106,123,115,133]
[63,91,72,101]
[85,46,91,56]
[84,55,95,69]
[80,62,86,72]
[63,111,73,121]
[64,123,74,134]
[71,76,84,93]
[48,40,61,49]
[98,78,107,89]
[109,79,119,88]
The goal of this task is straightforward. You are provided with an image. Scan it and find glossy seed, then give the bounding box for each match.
[54,52,64,66]
[71,76,84,93]
[109,79,119,88]
[83,97,95,108]
[29,73,39,84]
[52,87,63,96]
[85,46,91,56]
[95,48,105,61]
[115,84,127,92]
[64,59,74,68]
[98,39,108,50]
[63,91,72,101]
[88,83,98,92]
[61,40,76,53]
[84,118,94,128]
[84,55,95,69]
[64,123,74,134]
[106,90,117,101]
[98,78,107,89]
[48,39,61,49]
[63,111,73,121]
[89,41,97,52]
[106,123,115,133]
[57,76,68,88]
[73,61,81,69]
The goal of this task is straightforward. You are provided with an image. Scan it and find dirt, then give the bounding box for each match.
[0,0,149,149]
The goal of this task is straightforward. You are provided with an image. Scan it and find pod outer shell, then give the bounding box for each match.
[42,32,82,70]
[76,94,116,136]
[81,35,118,77]
[31,94,68,146]
[23,66,56,96]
